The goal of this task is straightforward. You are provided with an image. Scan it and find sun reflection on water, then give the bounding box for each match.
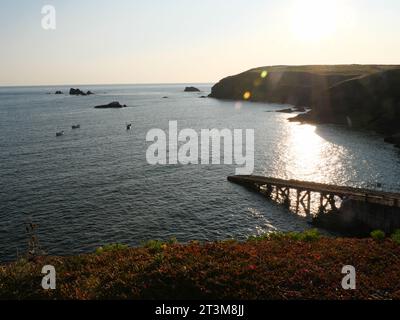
[278,122,347,184]
[287,123,325,180]
[263,121,352,216]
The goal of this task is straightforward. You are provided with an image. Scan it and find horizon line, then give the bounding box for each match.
[0,81,216,88]
[2,63,400,88]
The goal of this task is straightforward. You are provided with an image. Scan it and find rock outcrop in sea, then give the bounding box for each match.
[94,101,127,109]
[276,108,293,113]
[184,86,200,92]
[69,88,94,96]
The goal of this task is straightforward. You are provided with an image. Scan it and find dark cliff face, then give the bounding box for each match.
[210,69,351,107]
[210,65,400,135]
[294,69,400,135]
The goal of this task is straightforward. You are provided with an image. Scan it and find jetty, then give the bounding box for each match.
[228,175,400,215]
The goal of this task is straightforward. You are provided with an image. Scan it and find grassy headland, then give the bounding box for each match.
[1,231,400,300]
[209,65,400,145]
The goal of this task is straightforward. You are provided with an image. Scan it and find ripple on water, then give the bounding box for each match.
[0,85,399,261]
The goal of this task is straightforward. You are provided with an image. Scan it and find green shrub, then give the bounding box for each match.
[275,229,321,242]
[248,231,287,242]
[285,232,303,241]
[248,229,320,242]
[96,243,128,254]
[143,240,164,253]
[370,230,386,241]
[267,232,286,240]
[143,237,178,253]
[167,237,178,245]
[301,229,321,242]
[391,229,400,244]
[221,238,238,245]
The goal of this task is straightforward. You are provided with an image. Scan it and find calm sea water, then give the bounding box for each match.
[1,84,400,261]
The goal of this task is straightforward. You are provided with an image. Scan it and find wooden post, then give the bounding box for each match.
[318,193,325,215]
[266,184,273,199]
[283,187,290,209]
[328,194,337,211]
[296,190,300,213]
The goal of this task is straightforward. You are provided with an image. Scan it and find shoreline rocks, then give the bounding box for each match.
[293,106,306,112]
[94,101,127,109]
[288,111,315,123]
[311,209,372,237]
[276,108,293,113]
[313,198,400,236]
[384,133,400,148]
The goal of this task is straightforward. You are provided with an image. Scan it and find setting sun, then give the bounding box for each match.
[290,0,340,42]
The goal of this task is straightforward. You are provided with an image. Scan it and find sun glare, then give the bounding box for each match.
[290,0,339,42]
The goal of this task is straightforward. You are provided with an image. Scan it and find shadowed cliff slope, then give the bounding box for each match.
[291,69,400,135]
[210,65,400,140]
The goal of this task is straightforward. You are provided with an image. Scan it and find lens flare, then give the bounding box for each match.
[243,91,251,100]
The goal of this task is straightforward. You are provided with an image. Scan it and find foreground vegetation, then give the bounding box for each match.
[1,231,400,300]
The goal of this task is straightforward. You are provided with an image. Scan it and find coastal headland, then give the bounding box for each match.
[209,65,400,146]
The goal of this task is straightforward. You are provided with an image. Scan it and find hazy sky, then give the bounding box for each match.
[1,0,400,86]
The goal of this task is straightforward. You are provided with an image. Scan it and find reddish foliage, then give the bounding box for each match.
[1,238,400,300]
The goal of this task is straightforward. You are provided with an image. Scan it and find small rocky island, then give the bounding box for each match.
[276,108,293,113]
[275,106,306,113]
[184,86,200,92]
[94,101,127,109]
[69,88,94,96]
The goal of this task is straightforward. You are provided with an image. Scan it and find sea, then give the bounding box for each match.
[1,84,400,261]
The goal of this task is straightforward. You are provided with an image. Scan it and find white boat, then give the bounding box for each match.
[56,131,64,137]
[72,124,80,129]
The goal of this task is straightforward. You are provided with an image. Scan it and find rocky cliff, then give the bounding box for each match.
[290,68,400,136]
[210,65,400,140]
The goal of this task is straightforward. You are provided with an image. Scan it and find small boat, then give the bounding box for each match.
[126,123,132,130]
[56,131,64,137]
[72,124,80,129]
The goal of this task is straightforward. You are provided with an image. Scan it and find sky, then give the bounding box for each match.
[1,0,400,86]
